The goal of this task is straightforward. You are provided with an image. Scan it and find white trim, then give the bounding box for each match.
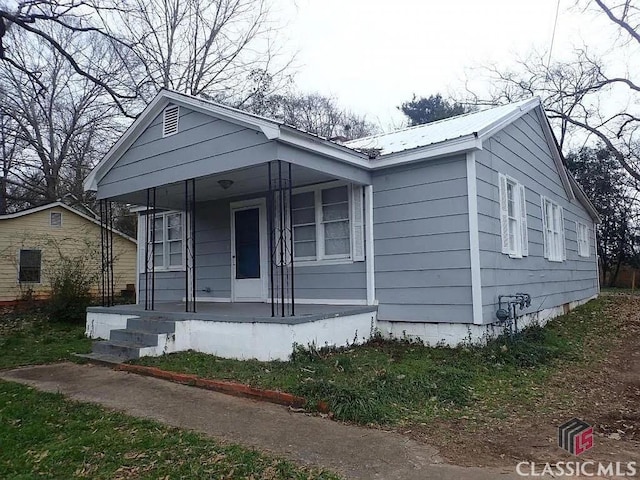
[594,223,600,294]
[0,202,136,244]
[466,152,483,325]
[370,135,482,168]
[364,185,376,306]
[140,210,186,272]
[230,198,268,302]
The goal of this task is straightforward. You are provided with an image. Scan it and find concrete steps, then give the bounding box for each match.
[89,316,176,361]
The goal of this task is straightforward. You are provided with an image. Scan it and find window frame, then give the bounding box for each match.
[50,211,62,227]
[499,173,528,259]
[18,249,42,284]
[141,211,186,272]
[291,181,354,266]
[576,221,590,258]
[541,197,565,262]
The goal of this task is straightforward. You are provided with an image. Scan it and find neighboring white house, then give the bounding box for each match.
[82,90,599,361]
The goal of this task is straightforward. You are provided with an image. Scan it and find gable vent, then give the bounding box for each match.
[162,105,180,137]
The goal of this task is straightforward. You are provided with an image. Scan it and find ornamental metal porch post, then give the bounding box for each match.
[144,187,156,310]
[184,179,196,313]
[267,160,295,317]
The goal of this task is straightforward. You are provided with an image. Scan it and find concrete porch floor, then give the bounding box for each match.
[87,302,377,325]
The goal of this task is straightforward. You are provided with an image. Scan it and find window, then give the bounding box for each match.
[541,196,565,262]
[141,212,184,270]
[19,249,42,283]
[162,105,180,137]
[576,221,590,257]
[50,212,62,227]
[290,183,364,263]
[499,174,528,258]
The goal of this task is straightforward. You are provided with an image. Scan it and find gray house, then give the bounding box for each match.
[84,90,599,361]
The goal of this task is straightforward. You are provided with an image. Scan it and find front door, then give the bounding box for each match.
[231,199,267,302]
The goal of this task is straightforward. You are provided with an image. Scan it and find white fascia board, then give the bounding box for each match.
[370,135,483,169]
[278,127,371,167]
[475,97,541,140]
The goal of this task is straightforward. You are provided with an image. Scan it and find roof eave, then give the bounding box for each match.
[370,134,483,169]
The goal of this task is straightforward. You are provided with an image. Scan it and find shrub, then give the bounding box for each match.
[47,256,97,324]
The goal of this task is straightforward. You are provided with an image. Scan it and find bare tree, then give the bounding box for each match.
[0,1,140,115]
[0,22,123,208]
[470,0,640,182]
[108,0,292,105]
[252,92,378,140]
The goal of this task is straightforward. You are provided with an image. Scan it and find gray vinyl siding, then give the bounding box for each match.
[476,110,598,324]
[372,155,473,323]
[98,106,277,199]
[139,195,366,304]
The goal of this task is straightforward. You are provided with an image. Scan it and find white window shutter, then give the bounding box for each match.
[560,207,566,261]
[499,174,510,254]
[541,196,548,259]
[585,223,590,257]
[351,184,365,261]
[518,183,528,256]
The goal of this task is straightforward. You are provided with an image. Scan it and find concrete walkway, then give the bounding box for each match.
[0,363,522,480]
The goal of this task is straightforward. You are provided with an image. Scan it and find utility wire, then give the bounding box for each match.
[546,0,562,72]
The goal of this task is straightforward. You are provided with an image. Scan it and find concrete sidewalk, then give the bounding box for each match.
[0,363,521,480]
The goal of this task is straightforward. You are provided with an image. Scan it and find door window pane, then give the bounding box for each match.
[235,208,261,279]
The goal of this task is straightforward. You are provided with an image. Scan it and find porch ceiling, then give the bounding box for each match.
[109,163,338,209]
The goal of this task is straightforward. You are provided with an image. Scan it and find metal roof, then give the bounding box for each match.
[345,98,538,156]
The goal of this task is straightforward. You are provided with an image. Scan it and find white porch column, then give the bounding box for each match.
[364,185,376,306]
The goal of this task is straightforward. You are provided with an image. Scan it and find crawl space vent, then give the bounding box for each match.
[163,105,180,137]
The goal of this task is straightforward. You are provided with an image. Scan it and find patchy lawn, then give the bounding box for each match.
[135,296,640,467]
[0,381,339,480]
[0,309,91,369]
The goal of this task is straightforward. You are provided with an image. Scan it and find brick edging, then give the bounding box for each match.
[116,363,309,409]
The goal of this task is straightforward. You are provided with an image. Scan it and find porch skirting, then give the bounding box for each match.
[86,306,377,361]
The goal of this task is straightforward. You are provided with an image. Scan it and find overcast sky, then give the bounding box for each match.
[271,0,616,129]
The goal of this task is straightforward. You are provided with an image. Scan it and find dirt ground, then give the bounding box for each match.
[409,293,640,469]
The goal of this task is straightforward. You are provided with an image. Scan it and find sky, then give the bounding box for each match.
[270,0,616,129]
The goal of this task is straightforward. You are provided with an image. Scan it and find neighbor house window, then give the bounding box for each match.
[50,212,62,227]
[576,221,590,257]
[141,211,184,271]
[541,196,565,262]
[19,249,42,283]
[290,183,364,263]
[499,173,528,258]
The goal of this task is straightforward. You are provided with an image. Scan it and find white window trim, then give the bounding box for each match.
[499,173,528,259]
[50,211,62,227]
[17,248,43,284]
[541,196,566,263]
[576,221,590,258]
[291,181,357,267]
[140,211,186,272]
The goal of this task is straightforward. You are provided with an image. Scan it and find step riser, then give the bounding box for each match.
[110,329,159,346]
[127,317,176,334]
[93,342,141,360]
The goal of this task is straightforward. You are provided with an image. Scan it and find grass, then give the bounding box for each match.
[0,381,339,480]
[135,297,616,425]
[0,308,91,370]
